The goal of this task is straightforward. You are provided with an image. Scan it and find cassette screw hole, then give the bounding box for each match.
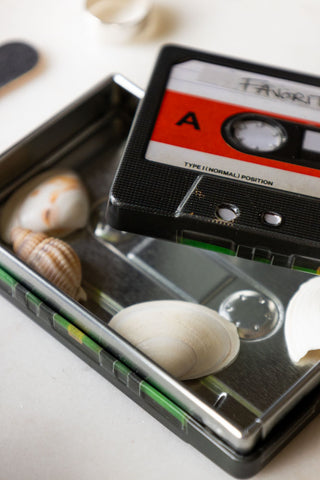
[262,212,282,227]
[216,204,239,222]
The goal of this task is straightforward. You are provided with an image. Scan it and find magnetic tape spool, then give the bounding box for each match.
[107,45,320,274]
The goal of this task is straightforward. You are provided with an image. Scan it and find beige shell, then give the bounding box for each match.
[1,169,89,244]
[109,300,240,380]
[285,276,320,363]
[11,227,86,301]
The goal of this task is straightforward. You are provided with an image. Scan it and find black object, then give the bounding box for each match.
[0,41,39,87]
[107,45,320,274]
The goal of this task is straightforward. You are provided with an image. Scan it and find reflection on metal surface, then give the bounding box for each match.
[220,290,280,340]
[89,198,134,245]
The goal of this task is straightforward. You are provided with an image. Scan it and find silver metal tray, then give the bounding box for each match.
[1,75,319,477]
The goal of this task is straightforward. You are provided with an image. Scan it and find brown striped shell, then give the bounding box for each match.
[11,227,86,301]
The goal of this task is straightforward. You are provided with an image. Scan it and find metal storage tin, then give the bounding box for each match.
[1,75,320,478]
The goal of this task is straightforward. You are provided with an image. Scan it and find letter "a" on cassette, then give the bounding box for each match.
[176,111,200,130]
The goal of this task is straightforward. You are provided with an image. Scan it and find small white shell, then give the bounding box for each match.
[11,227,86,302]
[285,276,320,363]
[1,170,89,244]
[109,300,240,380]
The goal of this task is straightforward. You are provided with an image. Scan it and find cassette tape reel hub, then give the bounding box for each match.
[223,114,288,153]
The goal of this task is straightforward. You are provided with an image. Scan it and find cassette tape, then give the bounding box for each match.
[107,45,320,273]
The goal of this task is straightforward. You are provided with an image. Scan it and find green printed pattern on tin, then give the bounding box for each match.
[0,267,18,288]
[114,360,131,376]
[26,291,43,306]
[140,381,188,427]
[53,313,102,354]
[293,265,318,275]
[180,238,236,257]
[255,257,271,264]
[0,264,191,433]
[180,240,320,275]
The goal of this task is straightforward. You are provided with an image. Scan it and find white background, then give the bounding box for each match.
[1,1,320,479]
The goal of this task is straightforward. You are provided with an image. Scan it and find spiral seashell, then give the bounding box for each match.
[11,227,86,302]
[109,300,240,380]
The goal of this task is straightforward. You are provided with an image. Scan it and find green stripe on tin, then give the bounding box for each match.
[53,313,71,330]
[201,376,262,418]
[293,265,318,275]
[83,335,103,355]
[140,381,187,427]
[53,313,102,354]
[26,291,43,307]
[0,267,18,288]
[180,238,236,257]
[255,257,271,264]
[114,360,131,376]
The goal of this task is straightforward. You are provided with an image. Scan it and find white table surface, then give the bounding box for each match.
[1,1,320,479]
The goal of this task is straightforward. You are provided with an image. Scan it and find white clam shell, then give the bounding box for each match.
[285,276,320,363]
[1,170,89,244]
[109,300,240,380]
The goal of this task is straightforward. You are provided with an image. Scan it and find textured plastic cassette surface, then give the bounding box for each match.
[108,45,320,274]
